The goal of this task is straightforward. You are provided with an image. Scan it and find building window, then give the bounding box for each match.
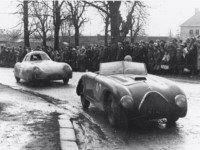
[189,30,193,35]
[196,29,199,35]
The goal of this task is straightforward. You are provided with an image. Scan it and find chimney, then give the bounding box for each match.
[195,8,199,14]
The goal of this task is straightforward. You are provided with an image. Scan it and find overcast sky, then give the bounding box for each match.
[0,0,200,36]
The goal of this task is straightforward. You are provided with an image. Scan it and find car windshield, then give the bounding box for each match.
[99,61,147,75]
[30,53,50,61]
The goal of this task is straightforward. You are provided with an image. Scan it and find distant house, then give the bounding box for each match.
[0,34,10,47]
[180,9,200,41]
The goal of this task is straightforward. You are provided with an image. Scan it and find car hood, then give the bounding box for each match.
[30,60,66,73]
[108,74,181,102]
[108,74,147,86]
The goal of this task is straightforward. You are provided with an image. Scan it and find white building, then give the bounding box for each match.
[180,9,200,41]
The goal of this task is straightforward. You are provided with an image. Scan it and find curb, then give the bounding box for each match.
[58,114,79,150]
[0,84,80,150]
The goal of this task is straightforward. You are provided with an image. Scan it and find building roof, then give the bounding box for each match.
[181,11,200,27]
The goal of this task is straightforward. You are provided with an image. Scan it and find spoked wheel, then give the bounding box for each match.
[81,95,90,110]
[63,77,69,85]
[15,76,20,82]
[106,94,128,128]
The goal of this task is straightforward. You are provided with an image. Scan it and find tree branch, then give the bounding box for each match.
[83,1,109,15]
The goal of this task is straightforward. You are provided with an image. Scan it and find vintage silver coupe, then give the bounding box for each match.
[76,61,187,127]
[14,51,72,84]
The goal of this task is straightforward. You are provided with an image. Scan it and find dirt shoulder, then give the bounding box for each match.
[0,85,61,150]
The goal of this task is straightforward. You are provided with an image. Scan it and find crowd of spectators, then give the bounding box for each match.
[0,37,199,76]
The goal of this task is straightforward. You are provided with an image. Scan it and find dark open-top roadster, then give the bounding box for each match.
[76,61,187,127]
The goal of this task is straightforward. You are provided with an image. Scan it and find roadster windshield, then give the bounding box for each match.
[99,61,147,75]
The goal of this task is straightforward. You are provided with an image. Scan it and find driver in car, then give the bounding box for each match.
[124,55,132,62]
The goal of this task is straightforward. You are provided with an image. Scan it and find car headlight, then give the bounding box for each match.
[63,65,72,72]
[120,95,134,110]
[33,67,42,75]
[175,95,187,108]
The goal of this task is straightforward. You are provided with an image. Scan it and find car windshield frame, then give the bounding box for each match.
[99,61,147,75]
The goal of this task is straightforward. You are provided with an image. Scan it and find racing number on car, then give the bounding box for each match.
[96,82,102,92]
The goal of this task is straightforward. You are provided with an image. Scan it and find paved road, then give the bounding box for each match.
[1,67,200,150]
[0,84,61,150]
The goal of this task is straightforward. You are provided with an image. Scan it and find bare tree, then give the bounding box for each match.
[66,1,88,47]
[23,0,30,47]
[84,1,121,45]
[60,19,73,45]
[123,1,147,43]
[7,29,21,42]
[84,1,147,60]
[84,1,147,43]
[52,0,69,50]
[29,0,52,46]
[95,1,110,46]
[17,0,38,47]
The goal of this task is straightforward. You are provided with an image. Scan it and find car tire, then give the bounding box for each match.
[167,116,179,125]
[81,95,90,110]
[15,76,20,82]
[63,77,69,85]
[44,80,51,85]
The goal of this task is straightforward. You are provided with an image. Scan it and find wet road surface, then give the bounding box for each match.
[0,85,61,150]
[1,68,200,150]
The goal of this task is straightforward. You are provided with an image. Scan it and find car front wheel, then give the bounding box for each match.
[63,77,69,85]
[167,116,179,125]
[15,76,20,82]
[81,95,90,110]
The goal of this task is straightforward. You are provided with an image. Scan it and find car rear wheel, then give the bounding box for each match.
[63,77,69,85]
[81,95,90,110]
[15,76,20,82]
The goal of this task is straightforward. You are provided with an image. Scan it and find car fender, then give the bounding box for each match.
[94,76,132,111]
[76,78,84,96]
[14,62,21,77]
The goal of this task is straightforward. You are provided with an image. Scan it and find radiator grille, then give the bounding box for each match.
[139,91,171,117]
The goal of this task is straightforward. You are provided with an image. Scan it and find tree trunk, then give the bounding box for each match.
[53,1,60,51]
[68,28,71,45]
[104,15,109,46]
[23,0,30,48]
[109,6,120,44]
[75,26,79,47]
[54,25,60,50]
[130,29,134,43]
[108,1,121,61]
[42,31,46,46]
[130,20,133,43]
